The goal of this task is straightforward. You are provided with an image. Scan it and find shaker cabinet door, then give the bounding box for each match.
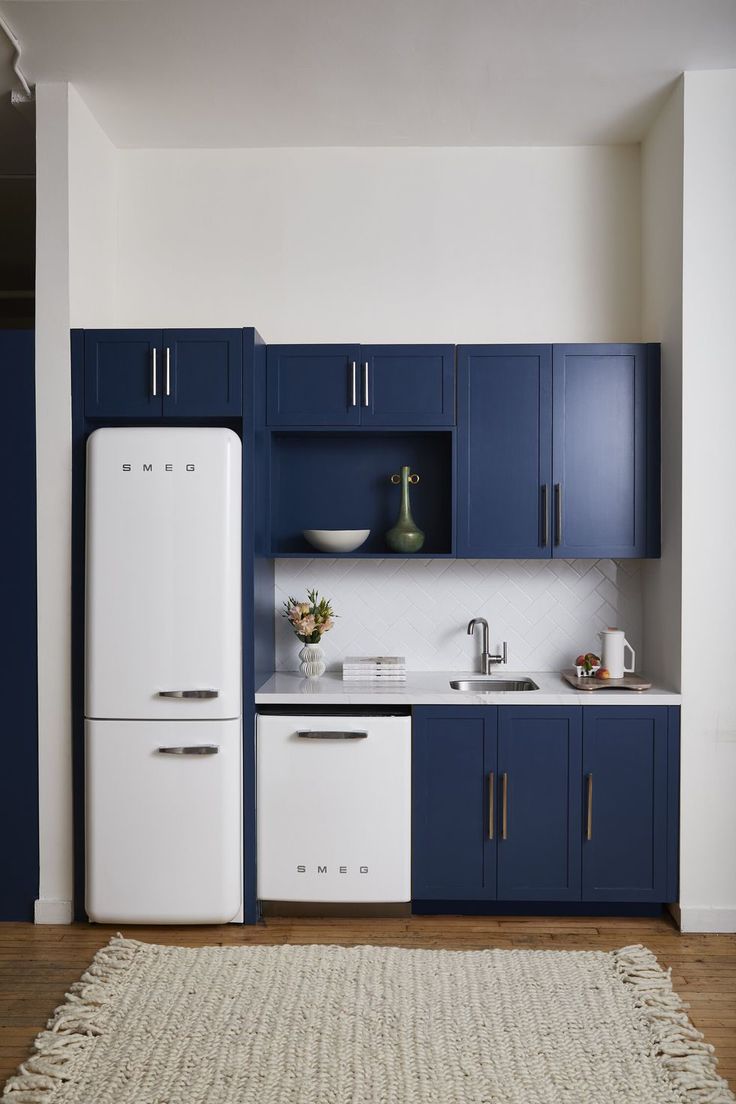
[360,345,455,426]
[581,707,669,901]
[496,707,582,900]
[162,329,243,416]
[84,330,163,418]
[412,708,497,900]
[266,345,361,426]
[457,345,552,557]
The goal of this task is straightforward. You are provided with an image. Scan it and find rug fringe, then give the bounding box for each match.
[614,944,735,1104]
[2,935,140,1103]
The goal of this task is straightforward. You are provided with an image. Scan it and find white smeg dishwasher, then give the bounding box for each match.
[256,710,411,903]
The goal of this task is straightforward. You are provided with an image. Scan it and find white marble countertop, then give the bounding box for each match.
[255,670,680,706]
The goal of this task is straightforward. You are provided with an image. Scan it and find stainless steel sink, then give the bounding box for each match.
[450,678,539,692]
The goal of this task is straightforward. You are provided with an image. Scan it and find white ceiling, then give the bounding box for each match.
[3,0,736,147]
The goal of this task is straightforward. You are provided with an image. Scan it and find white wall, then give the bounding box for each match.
[275,558,643,674]
[68,85,117,326]
[114,146,641,341]
[678,70,736,932]
[641,82,683,690]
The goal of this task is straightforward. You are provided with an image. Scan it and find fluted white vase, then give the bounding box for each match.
[298,642,326,679]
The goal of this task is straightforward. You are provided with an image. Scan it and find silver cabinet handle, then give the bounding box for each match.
[362,361,369,406]
[151,347,157,397]
[350,361,357,407]
[554,483,562,546]
[541,484,549,547]
[585,773,593,840]
[501,772,508,840]
[158,745,219,756]
[157,689,219,699]
[297,730,368,740]
[165,347,171,397]
[488,772,495,840]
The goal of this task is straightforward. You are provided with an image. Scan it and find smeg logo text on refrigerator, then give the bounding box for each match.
[296,865,369,875]
[121,463,197,472]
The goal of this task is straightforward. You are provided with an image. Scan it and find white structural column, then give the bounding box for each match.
[34,83,74,923]
[679,69,736,933]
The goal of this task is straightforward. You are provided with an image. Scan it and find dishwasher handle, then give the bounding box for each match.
[296,730,368,740]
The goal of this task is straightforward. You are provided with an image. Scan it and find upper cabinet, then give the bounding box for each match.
[457,343,660,559]
[458,345,552,558]
[83,329,243,418]
[266,344,455,427]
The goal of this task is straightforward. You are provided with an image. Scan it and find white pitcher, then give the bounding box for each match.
[598,629,635,678]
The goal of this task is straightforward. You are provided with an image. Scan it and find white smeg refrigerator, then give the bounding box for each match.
[85,427,242,924]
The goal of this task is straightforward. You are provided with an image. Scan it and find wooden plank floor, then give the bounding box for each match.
[2,914,735,1093]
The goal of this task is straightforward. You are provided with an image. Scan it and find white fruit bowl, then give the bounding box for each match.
[303,529,370,553]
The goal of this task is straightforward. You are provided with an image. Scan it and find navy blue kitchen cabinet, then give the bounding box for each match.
[83,329,243,418]
[162,330,243,416]
[266,344,455,427]
[84,330,162,418]
[582,707,677,902]
[457,345,552,557]
[412,708,497,899]
[457,343,660,559]
[412,706,580,901]
[553,344,659,558]
[413,705,678,907]
[360,345,455,426]
[497,707,582,901]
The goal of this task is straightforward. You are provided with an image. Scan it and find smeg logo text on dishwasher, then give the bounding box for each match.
[121,463,196,472]
[296,865,369,875]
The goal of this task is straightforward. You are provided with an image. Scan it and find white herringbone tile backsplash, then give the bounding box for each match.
[274,558,643,672]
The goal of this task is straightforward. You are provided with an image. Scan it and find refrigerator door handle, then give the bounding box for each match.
[157,689,220,699]
[157,745,220,756]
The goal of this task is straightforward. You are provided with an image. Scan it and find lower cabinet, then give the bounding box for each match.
[412,705,679,905]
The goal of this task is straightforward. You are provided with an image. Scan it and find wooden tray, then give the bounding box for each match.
[561,669,652,692]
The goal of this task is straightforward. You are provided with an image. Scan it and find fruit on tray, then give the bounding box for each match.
[575,652,601,674]
[595,667,611,679]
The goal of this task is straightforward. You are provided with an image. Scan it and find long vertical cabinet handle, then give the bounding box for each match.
[585,773,593,840]
[554,483,562,546]
[165,347,171,397]
[541,484,549,547]
[350,361,357,407]
[488,772,495,840]
[151,347,157,397]
[362,361,370,407]
[501,772,508,840]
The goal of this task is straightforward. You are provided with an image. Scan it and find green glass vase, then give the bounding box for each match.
[386,466,425,553]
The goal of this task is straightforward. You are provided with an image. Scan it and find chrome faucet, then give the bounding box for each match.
[467,618,508,674]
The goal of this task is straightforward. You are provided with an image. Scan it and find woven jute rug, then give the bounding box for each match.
[3,937,733,1104]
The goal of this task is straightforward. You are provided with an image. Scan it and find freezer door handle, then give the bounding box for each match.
[157,689,220,699]
[296,730,368,740]
[157,745,220,756]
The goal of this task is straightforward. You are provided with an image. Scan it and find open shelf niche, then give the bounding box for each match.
[267,429,455,557]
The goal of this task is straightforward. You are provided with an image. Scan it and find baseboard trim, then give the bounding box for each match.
[34,898,74,925]
[678,906,736,933]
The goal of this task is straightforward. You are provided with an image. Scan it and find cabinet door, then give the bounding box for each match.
[163,329,243,416]
[84,330,162,418]
[552,344,649,557]
[497,707,582,901]
[360,345,455,426]
[457,346,552,557]
[412,708,497,900]
[267,344,361,426]
[582,707,669,901]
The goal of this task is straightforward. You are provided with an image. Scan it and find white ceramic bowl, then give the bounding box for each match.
[303,529,370,553]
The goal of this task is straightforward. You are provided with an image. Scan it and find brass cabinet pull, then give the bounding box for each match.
[586,773,593,840]
[501,772,508,840]
[541,484,549,547]
[554,483,562,546]
[488,772,495,840]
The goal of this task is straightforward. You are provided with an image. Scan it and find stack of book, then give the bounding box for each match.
[342,656,407,682]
